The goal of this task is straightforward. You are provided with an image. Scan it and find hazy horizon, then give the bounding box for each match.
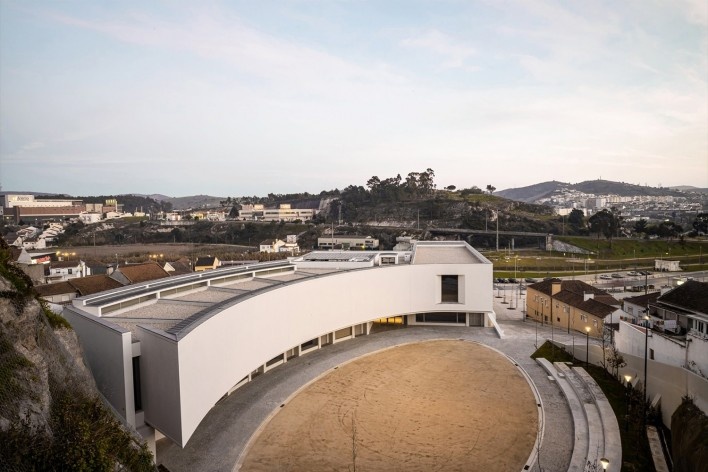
[1,1,706,196]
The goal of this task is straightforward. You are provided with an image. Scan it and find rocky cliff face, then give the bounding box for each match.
[0,239,153,471]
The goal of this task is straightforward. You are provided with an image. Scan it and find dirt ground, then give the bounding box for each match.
[61,243,251,262]
[240,340,538,472]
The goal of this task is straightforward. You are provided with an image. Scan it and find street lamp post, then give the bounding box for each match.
[585,326,591,368]
[535,310,538,348]
[643,314,650,426]
[624,374,632,432]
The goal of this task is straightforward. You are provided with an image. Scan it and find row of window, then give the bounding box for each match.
[415,312,467,324]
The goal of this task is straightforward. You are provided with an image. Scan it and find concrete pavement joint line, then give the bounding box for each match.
[234,337,541,472]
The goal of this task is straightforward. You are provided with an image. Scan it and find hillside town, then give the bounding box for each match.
[537,184,705,223]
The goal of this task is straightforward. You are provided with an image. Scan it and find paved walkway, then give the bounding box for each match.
[157,295,600,472]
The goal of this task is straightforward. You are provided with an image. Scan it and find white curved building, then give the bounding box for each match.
[63,241,493,455]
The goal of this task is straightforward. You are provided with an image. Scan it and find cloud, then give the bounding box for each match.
[44,7,405,95]
[675,0,708,25]
[400,29,476,69]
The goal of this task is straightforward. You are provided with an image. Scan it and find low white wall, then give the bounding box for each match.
[143,261,492,446]
[616,321,687,369]
[619,353,708,428]
[686,334,708,377]
[63,307,135,427]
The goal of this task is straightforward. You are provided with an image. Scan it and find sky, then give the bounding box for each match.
[1,0,706,197]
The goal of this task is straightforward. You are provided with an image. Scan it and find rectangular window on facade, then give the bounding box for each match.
[417,312,466,324]
[132,357,142,411]
[650,349,655,360]
[441,275,459,303]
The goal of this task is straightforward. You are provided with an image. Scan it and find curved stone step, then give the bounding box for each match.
[536,358,588,472]
[573,367,622,472]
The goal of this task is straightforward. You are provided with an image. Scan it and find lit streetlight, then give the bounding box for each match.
[624,374,633,432]
[600,457,609,470]
[643,313,651,426]
[585,326,592,368]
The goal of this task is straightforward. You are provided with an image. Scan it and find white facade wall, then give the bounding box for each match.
[63,309,136,427]
[686,333,708,377]
[616,321,687,369]
[137,261,492,446]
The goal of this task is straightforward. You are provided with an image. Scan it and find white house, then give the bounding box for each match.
[62,241,493,459]
[46,260,86,283]
[79,212,102,224]
[259,239,285,253]
[317,235,380,250]
[655,259,680,272]
[616,281,708,380]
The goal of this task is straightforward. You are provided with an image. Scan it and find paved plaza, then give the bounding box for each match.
[157,287,598,472]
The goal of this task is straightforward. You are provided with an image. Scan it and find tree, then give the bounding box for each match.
[634,218,648,235]
[486,185,496,195]
[366,176,380,193]
[588,208,620,247]
[656,221,683,240]
[568,209,585,233]
[691,213,708,235]
[445,185,456,191]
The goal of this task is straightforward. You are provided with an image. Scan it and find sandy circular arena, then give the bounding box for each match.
[240,340,538,472]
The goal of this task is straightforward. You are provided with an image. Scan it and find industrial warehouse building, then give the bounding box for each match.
[62,241,494,457]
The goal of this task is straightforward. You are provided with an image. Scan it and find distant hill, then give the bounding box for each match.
[497,179,686,203]
[493,181,566,203]
[670,186,708,194]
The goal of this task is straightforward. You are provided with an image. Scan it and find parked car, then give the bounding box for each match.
[508,278,518,284]
[524,278,537,283]
[611,273,623,278]
[599,274,612,280]
[627,271,640,276]
[639,270,652,276]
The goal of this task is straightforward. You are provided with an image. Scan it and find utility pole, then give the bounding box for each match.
[496,213,499,252]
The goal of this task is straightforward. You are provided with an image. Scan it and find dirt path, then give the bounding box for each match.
[58,243,251,261]
[240,340,538,471]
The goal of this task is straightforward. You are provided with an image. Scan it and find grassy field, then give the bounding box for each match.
[557,236,708,259]
[487,237,708,277]
[57,243,260,264]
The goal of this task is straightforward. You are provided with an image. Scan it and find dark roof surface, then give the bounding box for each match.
[166,260,193,275]
[116,262,170,283]
[35,281,75,297]
[658,281,708,314]
[529,278,620,315]
[69,275,123,296]
[195,256,217,267]
[50,261,82,269]
[623,292,660,307]
[578,298,617,317]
